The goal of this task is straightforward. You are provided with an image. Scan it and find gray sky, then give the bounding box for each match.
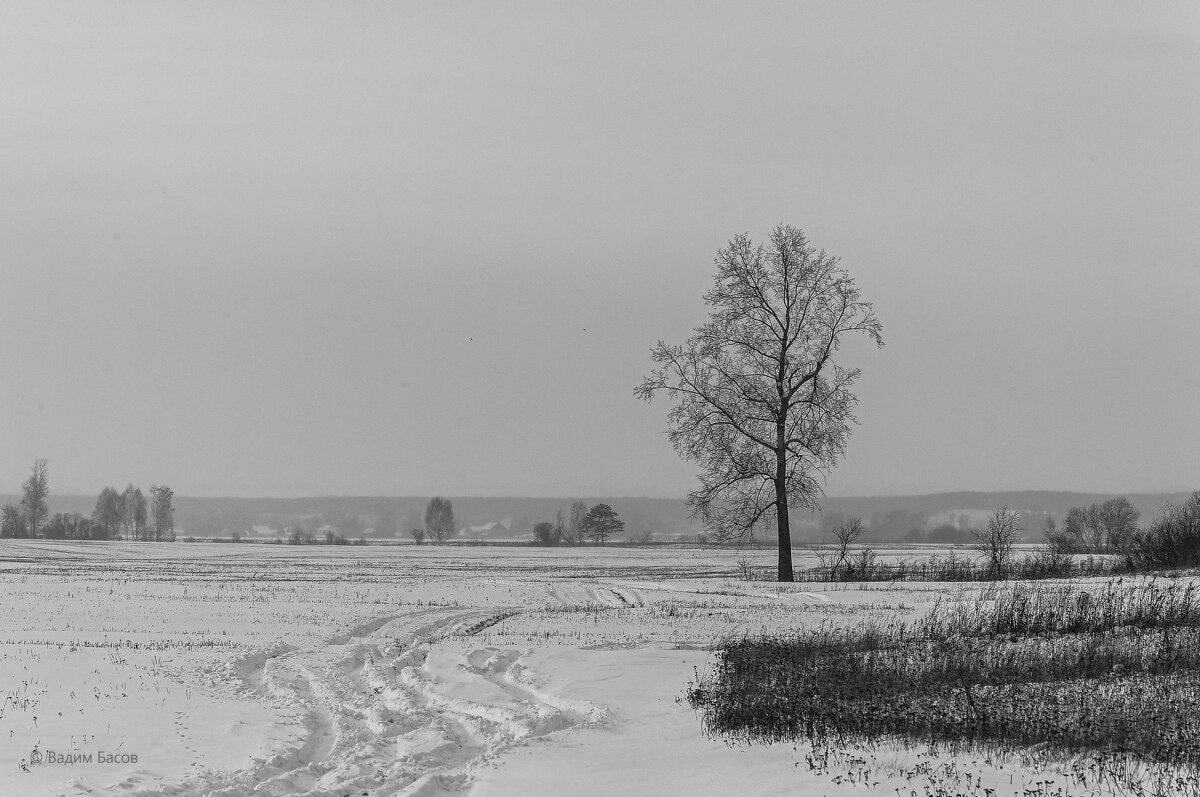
[2,2,1198,498]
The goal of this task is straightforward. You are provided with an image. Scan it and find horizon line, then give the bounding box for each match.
[6,487,1194,502]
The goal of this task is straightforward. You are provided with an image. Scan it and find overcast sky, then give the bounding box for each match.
[2,2,1197,498]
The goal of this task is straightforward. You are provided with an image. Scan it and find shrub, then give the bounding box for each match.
[736,554,763,581]
[1009,547,1076,579]
[532,521,561,546]
[1128,492,1200,570]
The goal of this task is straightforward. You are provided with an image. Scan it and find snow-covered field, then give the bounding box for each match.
[1,541,1026,796]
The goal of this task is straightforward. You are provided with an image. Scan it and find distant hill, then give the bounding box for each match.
[828,491,1189,516]
[1,490,1191,542]
[815,491,1194,541]
[821,491,1192,525]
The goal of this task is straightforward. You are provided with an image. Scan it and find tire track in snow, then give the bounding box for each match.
[602,578,833,604]
[162,608,603,796]
[547,583,646,608]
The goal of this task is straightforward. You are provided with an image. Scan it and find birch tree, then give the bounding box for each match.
[636,225,882,581]
[21,459,50,539]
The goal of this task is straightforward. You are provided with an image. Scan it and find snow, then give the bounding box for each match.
[0,540,1054,795]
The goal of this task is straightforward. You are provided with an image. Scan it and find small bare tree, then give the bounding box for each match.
[830,516,865,576]
[973,506,1023,579]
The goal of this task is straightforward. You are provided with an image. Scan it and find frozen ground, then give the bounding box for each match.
[1,541,1046,796]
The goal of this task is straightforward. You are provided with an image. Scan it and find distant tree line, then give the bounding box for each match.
[0,460,175,542]
[405,497,631,546]
[808,492,1200,583]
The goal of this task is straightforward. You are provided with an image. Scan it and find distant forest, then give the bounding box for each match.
[2,491,1190,544]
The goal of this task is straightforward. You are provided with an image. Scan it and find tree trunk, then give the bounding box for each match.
[775,445,794,582]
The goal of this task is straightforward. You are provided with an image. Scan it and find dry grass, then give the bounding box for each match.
[690,578,1200,795]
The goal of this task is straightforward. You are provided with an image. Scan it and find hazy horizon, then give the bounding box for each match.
[3,3,1197,499]
[6,486,1195,504]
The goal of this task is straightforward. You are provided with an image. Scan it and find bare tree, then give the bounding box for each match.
[1098,497,1139,552]
[566,500,588,546]
[127,487,148,540]
[1129,492,1200,569]
[149,485,175,542]
[973,506,1023,579]
[92,486,124,538]
[409,527,426,545]
[424,497,456,544]
[830,516,865,576]
[1055,498,1140,553]
[21,459,50,539]
[636,225,883,581]
[1,504,24,538]
[1042,515,1070,552]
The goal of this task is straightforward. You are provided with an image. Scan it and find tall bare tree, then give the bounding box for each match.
[121,485,141,540]
[636,225,882,581]
[92,486,124,538]
[149,484,175,542]
[566,501,588,546]
[424,497,456,544]
[123,486,148,540]
[21,459,50,539]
